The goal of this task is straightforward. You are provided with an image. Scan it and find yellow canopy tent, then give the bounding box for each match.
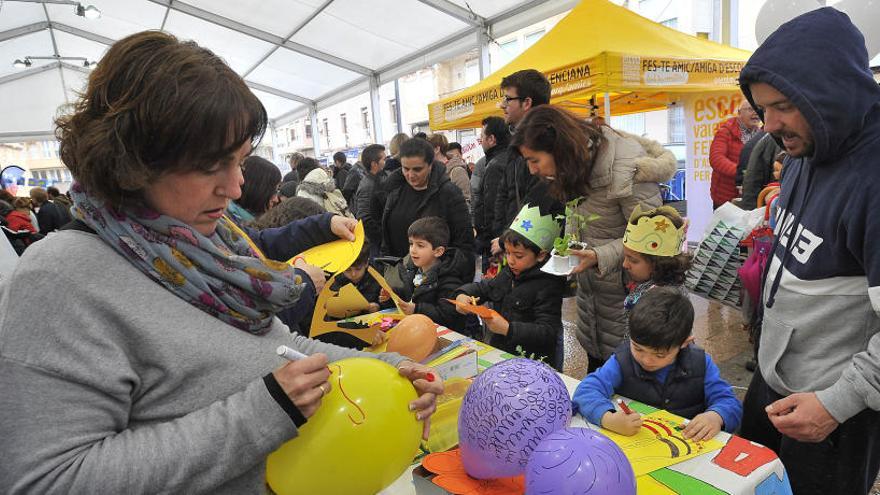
[428,0,751,130]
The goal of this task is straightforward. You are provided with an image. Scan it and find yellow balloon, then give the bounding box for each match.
[266,357,422,495]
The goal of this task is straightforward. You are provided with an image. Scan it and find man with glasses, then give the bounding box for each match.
[709,99,762,209]
[491,69,561,255]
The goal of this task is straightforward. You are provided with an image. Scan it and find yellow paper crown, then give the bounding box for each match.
[623,205,685,257]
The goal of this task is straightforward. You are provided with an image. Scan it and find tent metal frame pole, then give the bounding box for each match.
[143,0,372,76]
[309,104,322,158]
[241,0,336,78]
[415,0,483,26]
[368,74,384,145]
[393,78,403,135]
[477,24,491,79]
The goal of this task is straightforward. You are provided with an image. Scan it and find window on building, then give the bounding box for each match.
[524,29,545,48]
[389,100,398,125]
[465,59,480,86]
[668,105,685,143]
[361,107,370,130]
[340,114,348,136]
[610,113,646,136]
[660,18,679,29]
[322,118,329,144]
[289,128,297,142]
[305,122,313,139]
[495,39,520,69]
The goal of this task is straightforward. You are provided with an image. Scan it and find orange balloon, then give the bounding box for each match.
[386,314,438,362]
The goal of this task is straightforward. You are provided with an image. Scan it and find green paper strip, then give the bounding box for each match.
[477,358,494,369]
[627,400,658,414]
[649,468,729,495]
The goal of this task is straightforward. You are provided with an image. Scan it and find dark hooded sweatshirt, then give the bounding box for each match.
[739,7,880,423]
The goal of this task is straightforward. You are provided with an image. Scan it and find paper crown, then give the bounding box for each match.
[510,204,562,252]
[623,205,685,257]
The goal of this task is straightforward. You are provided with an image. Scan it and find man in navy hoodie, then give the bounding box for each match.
[738,8,880,494]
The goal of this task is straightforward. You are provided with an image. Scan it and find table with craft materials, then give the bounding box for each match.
[380,328,792,495]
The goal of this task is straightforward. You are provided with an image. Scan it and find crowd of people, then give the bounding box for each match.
[0,6,878,494]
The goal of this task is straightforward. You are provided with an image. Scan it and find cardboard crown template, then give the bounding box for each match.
[623,205,686,257]
[510,204,562,252]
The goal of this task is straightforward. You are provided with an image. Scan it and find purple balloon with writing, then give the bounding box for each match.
[458,358,571,479]
[525,428,636,495]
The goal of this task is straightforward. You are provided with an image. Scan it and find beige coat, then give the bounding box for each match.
[445,158,471,206]
[571,128,677,359]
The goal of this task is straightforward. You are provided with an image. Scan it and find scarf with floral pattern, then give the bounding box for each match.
[70,183,304,334]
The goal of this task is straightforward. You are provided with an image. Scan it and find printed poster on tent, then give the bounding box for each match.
[682,92,746,244]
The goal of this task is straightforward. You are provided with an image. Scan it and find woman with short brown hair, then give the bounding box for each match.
[0,31,439,493]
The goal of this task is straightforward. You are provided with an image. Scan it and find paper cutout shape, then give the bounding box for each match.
[444,298,502,320]
[309,266,404,344]
[648,467,730,495]
[290,220,365,274]
[598,410,724,477]
[324,283,371,319]
[421,449,525,495]
[711,435,778,477]
[636,473,680,495]
[755,470,793,495]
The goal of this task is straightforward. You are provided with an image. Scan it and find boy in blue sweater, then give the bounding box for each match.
[573,287,741,441]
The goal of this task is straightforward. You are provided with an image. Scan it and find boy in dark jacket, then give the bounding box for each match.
[454,204,566,369]
[572,288,741,440]
[385,216,466,331]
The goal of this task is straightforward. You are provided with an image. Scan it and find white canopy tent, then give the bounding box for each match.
[0,0,579,145]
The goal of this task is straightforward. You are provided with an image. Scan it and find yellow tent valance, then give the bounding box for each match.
[428,0,751,130]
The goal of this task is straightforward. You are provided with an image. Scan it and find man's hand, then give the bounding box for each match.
[569,248,598,274]
[601,409,642,436]
[767,392,839,442]
[330,215,357,241]
[683,411,723,441]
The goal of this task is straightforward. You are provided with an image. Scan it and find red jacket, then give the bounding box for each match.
[5,210,36,233]
[709,117,743,206]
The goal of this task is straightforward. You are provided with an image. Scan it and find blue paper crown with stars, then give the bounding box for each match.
[509,204,562,252]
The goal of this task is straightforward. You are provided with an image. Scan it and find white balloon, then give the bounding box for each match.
[835,0,880,59]
[754,0,824,45]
